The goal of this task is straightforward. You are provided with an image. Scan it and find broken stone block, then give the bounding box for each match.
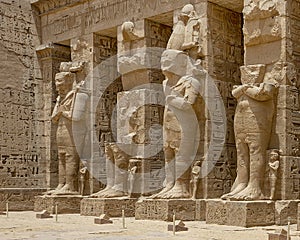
[268,229,290,240]
[36,210,53,219]
[167,220,188,232]
[94,214,113,224]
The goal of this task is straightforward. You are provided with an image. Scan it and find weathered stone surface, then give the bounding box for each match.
[206,200,275,227]
[167,220,188,232]
[275,200,300,225]
[0,0,47,193]
[36,210,53,219]
[34,195,83,214]
[94,214,113,224]
[135,199,206,221]
[0,188,46,211]
[268,229,291,240]
[277,156,300,200]
[32,0,242,44]
[297,203,300,231]
[80,198,136,217]
[0,0,297,229]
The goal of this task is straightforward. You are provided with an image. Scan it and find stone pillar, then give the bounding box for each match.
[70,33,120,194]
[184,2,243,199]
[243,0,300,200]
[36,43,71,188]
[116,19,172,196]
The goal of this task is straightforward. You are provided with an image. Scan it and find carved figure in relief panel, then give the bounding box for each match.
[91,142,130,198]
[128,159,141,198]
[221,64,278,201]
[46,66,89,195]
[151,49,205,199]
[190,159,202,199]
[268,149,281,200]
[167,4,203,60]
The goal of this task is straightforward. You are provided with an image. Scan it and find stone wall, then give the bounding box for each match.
[32,0,242,43]
[201,2,243,198]
[0,0,46,189]
[278,0,300,199]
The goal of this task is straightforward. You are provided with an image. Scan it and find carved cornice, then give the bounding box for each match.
[36,42,71,60]
[31,0,87,15]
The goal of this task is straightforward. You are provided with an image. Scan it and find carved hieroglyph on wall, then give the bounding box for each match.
[0,0,43,188]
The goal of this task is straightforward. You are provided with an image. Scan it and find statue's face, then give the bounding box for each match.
[55,73,73,96]
[240,64,266,84]
[161,50,187,77]
[270,152,279,161]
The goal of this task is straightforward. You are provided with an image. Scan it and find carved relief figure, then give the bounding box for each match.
[190,160,202,199]
[152,49,204,199]
[47,66,89,195]
[79,164,88,196]
[221,65,278,200]
[128,159,140,198]
[268,149,281,200]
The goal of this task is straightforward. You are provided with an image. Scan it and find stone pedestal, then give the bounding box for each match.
[135,199,206,221]
[275,200,300,225]
[0,188,46,211]
[34,195,83,214]
[80,198,137,217]
[206,200,275,227]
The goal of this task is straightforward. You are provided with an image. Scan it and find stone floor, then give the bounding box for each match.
[0,212,300,240]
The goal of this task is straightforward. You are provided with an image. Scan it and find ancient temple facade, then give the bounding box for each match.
[0,0,300,225]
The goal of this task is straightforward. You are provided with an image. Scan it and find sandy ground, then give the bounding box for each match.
[0,212,300,240]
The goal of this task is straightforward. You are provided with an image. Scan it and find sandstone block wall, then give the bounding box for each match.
[0,0,46,189]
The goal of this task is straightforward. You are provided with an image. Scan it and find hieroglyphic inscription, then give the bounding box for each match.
[0,154,40,188]
[0,1,43,188]
[208,3,243,83]
[0,2,36,86]
[37,0,174,42]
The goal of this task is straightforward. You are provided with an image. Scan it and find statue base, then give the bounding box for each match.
[206,199,300,227]
[206,199,274,227]
[80,197,137,217]
[0,188,46,211]
[34,195,83,214]
[275,200,300,225]
[135,199,206,221]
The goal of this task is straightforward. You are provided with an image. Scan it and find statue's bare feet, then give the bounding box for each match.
[54,184,79,195]
[221,183,247,200]
[230,186,265,201]
[45,184,65,195]
[150,185,174,199]
[100,188,127,198]
[90,187,112,198]
[158,182,190,199]
[161,186,190,199]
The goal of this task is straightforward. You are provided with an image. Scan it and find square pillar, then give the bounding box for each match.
[36,43,71,188]
[243,0,300,200]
